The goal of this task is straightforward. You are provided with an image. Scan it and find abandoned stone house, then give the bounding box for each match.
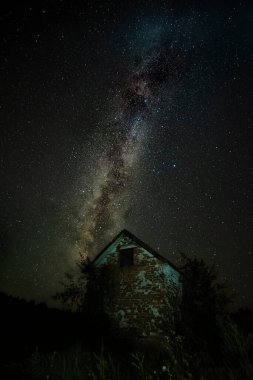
[92,229,182,340]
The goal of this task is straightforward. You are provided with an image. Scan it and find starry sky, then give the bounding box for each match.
[0,0,252,308]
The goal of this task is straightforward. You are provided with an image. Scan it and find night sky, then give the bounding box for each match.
[0,0,252,308]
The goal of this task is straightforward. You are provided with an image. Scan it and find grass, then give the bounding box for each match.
[8,336,250,380]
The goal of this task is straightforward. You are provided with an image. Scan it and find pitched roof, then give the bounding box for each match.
[92,229,181,274]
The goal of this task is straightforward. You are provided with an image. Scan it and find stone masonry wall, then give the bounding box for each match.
[95,237,181,339]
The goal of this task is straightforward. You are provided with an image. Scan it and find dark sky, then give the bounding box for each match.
[0,0,252,308]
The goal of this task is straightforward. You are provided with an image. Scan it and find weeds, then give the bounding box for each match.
[20,338,252,380]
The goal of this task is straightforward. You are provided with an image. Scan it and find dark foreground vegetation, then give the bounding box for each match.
[1,256,253,379]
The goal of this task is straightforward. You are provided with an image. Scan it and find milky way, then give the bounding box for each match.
[73,40,184,259]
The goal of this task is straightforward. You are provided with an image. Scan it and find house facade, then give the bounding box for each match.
[92,229,182,340]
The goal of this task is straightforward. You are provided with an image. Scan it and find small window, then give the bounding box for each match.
[119,248,134,267]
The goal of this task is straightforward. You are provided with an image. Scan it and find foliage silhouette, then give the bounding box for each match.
[8,250,250,380]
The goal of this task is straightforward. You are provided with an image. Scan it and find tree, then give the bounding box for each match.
[178,253,253,379]
[53,258,111,341]
[179,253,232,347]
[53,257,90,312]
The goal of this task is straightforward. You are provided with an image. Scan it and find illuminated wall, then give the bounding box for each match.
[93,230,182,339]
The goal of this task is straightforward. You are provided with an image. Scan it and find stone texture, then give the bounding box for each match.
[93,231,182,339]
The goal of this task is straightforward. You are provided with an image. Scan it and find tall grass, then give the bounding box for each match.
[19,336,252,380]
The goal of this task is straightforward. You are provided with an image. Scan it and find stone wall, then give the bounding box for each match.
[94,235,181,339]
